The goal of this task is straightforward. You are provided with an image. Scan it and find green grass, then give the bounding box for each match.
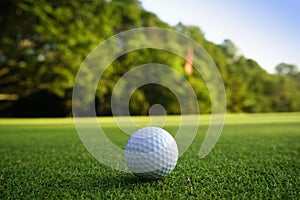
[0,113,299,199]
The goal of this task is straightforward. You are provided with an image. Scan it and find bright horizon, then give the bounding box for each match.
[140,0,300,74]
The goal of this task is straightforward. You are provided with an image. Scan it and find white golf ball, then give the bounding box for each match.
[124,126,178,179]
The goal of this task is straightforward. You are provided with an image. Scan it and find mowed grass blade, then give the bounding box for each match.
[0,113,299,199]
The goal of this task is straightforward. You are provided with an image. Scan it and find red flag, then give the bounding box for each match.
[184,45,193,75]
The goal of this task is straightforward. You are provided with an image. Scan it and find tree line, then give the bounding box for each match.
[0,0,299,117]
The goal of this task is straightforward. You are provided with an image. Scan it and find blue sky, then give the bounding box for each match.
[139,0,300,73]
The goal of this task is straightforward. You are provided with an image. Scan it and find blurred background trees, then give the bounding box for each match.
[0,0,299,117]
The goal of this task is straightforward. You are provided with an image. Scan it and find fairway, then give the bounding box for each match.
[0,113,299,199]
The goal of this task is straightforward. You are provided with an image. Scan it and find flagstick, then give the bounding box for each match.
[184,45,195,114]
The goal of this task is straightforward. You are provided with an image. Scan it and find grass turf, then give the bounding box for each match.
[0,113,299,199]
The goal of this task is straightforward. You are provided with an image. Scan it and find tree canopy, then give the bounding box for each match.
[0,0,299,117]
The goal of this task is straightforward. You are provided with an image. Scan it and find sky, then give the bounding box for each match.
[139,0,300,73]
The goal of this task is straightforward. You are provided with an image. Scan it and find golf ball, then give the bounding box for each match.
[124,126,178,179]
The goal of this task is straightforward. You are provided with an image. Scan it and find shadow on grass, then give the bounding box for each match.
[97,173,159,189]
[59,171,161,194]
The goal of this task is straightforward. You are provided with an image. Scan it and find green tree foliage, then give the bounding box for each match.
[0,0,299,116]
[1,0,114,114]
[273,63,300,111]
[275,63,298,77]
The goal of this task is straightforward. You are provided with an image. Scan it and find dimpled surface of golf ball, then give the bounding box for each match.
[124,126,178,179]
